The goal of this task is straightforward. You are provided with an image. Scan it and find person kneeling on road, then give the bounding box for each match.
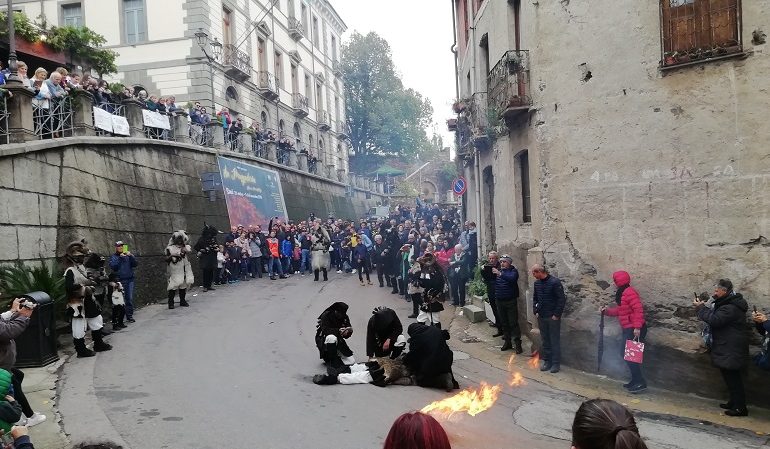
[315,302,355,369]
[403,323,459,392]
[367,307,406,359]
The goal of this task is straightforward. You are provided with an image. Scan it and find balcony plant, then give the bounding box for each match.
[452,99,468,114]
[0,11,41,43]
[506,54,523,74]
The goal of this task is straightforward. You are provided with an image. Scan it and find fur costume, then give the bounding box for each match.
[310,224,331,271]
[166,230,194,291]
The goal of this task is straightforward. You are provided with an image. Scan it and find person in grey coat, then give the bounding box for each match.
[694,278,749,417]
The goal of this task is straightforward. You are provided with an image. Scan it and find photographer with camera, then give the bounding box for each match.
[753,309,769,371]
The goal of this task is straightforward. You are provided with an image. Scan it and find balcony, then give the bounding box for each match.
[488,50,532,125]
[256,72,279,101]
[336,120,349,139]
[292,93,309,117]
[288,17,304,41]
[332,59,343,77]
[222,44,252,82]
[468,92,490,147]
[318,111,331,131]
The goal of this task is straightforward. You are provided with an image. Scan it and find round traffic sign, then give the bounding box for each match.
[452,177,467,196]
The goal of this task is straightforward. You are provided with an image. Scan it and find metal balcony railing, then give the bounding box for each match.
[332,59,343,76]
[222,44,252,81]
[469,92,488,132]
[318,111,330,130]
[0,97,8,145]
[487,50,532,119]
[335,120,349,138]
[292,93,309,117]
[33,96,73,140]
[93,102,126,137]
[256,72,279,100]
[143,112,175,141]
[288,17,304,40]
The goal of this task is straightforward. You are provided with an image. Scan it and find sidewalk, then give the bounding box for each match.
[444,305,770,436]
[16,358,70,449]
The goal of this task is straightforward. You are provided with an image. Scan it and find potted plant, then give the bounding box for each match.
[452,99,468,113]
[664,51,676,65]
[506,54,522,74]
[467,264,487,304]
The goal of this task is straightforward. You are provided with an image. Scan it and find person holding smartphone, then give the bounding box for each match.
[109,241,138,323]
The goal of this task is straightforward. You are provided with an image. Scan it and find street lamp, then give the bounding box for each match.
[211,37,223,60]
[193,28,223,114]
[5,0,21,85]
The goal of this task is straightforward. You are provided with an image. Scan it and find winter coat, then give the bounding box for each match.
[407,262,424,295]
[366,308,403,357]
[353,243,368,262]
[248,237,263,258]
[267,238,280,258]
[697,292,749,370]
[0,368,22,433]
[165,244,194,290]
[603,271,645,329]
[281,239,293,258]
[448,251,470,280]
[0,313,30,370]
[194,237,218,271]
[494,266,520,300]
[533,274,567,318]
[109,252,137,280]
[403,323,453,380]
[435,248,454,272]
[315,302,353,358]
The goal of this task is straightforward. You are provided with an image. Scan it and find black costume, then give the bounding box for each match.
[403,323,458,391]
[380,222,401,294]
[366,307,405,358]
[194,224,220,291]
[315,302,354,368]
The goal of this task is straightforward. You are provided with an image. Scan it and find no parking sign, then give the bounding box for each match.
[452,177,467,196]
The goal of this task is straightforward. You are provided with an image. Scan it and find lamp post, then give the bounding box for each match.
[5,0,21,85]
[193,28,222,112]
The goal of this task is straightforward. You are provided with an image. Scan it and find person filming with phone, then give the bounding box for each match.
[752,306,769,371]
[109,241,138,323]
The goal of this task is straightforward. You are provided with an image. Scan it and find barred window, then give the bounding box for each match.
[661,0,742,66]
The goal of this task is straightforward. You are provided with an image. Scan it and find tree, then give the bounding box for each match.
[342,32,434,174]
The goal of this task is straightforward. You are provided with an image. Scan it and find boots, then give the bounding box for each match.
[168,290,175,309]
[314,269,319,281]
[312,374,338,385]
[390,277,399,294]
[501,340,513,351]
[179,289,189,307]
[397,278,406,295]
[385,277,391,287]
[514,340,523,354]
[74,338,95,358]
[322,268,328,281]
[92,329,112,352]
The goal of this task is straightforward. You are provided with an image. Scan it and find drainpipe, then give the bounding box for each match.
[475,148,482,259]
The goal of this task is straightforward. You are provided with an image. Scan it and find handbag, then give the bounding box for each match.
[624,337,645,364]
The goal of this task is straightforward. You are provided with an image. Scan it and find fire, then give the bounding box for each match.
[509,371,526,387]
[507,354,516,370]
[421,382,502,417]
[528,352,540,369]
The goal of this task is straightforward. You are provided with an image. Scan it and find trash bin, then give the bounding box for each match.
[14,291,59,368]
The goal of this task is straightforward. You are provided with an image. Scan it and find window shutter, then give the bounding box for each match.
[126,9,137,44]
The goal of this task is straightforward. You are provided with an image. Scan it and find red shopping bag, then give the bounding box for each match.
[624,338,645,363]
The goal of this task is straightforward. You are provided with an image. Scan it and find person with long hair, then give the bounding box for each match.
[571,399,648,449]
[383,412,451,449]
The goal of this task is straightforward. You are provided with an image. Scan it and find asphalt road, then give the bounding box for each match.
[58,273,769,449]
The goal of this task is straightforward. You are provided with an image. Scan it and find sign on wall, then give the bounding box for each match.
[141,110,170,130]
[217,156,288,229]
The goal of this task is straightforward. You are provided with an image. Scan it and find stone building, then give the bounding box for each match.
[12,0,350,176]
[450,0,769,402]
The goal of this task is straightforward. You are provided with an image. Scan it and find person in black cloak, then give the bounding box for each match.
[366,306,406,359]
[315,302,355,368]
[194,223,220,292]
[403,322,459,392]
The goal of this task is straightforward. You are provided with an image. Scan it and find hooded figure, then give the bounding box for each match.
[415,253,447,327]
[366,307,406,358]
[403,323,458,391]
[166,230,194,309]
[315,302,355,367]
[194,224,220,292]
[602,270,647,393]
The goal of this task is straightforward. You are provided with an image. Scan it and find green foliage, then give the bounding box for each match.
[437,160,459,192]
[47,26,118,76]
[393,178,420,198]
[109,82,126,96]
[0,11,41,43]
[0,261,65,311]
[89,48,119,77]
[342,32,434,174]
[467,264,487,298]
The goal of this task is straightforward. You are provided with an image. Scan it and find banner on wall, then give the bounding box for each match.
[217,156,288,229]
[141,110,170,130]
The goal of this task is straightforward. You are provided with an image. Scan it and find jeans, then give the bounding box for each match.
[301,249,311,273]
[357,260,370,282]
[538,316,562,365]
[622,325,647,385]
[121,278,135,319]
[250,257,263,278]
[281,256,291,273]
[720,368,746,410]
[497,299,521,342]
[450,275,467,306]
[268,256,283,277]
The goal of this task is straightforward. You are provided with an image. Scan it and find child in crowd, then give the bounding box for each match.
[354,235,372,286]
[240,251,250,282]
[107,273,127,330]
[216,245,227,285]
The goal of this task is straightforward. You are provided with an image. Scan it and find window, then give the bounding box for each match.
[288,0,295,18]
[62,3,83,27]
[123,0,147,44]
[279,119,285,135]
[331,35,337,61]
[293,122,301,139]
[222,6,233,47]
[274,51,283,89]
[517,150,531,223]
[322,21,328,54]
[312,15,319,49]
[305,74,313,107]
[660,0,742,66]
[225,86,238,101]
[291,64,299,94]
[257,38,267,72]
[301,4,309,34]
[261,111,268,129]
[315,82,323,112]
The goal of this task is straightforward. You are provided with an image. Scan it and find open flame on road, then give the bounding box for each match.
[528,352,540,369]
[421,382,502,417]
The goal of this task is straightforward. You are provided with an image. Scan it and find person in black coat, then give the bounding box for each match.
[380,221,401,294]
[194,224,220,292]
[315,302,355,368]
[366,306,405,359]
[532,264,566,373]
[694,278,749,417]
[403,323,458,392]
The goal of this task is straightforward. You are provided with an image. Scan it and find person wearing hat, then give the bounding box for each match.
[109,240,138,323]
[494,255,523,353]
[694,278,750,416]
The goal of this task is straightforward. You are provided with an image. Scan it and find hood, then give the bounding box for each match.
[722,292,749,312]
[373,307,397,333]
[613,270,631,287]
[323,301,349,316]
[408,322,430,337]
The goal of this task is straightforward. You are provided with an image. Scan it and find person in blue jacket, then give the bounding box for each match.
[353,236,372,286]
[109,241,138,323]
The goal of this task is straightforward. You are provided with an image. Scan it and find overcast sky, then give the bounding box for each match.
[332,0,457,152]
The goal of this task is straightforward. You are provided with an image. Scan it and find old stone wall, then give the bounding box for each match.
[456,0,770,404]
[0,137,382,305]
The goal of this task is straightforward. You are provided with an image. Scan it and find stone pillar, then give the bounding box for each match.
[265,141,278,162]
[208,124,225,148]
[297,152,308,171]
[287,148,298,168]
[122,99,146,138]
[241,132,253,154]
[337,168,347,184]
[171,113,191,145]
[71,91,95,137]
[326,164,336,180]
[4,86,36,143]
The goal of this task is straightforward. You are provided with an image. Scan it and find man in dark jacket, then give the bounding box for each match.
[403,323,458,392]
[480,251,503,337]
[494,255,522,354]
[315,302,355,369]
[366,307,405,358]
[371,235,388,288]
[532,264,566,373]
[695,279,749,417]
[109,241,138,323]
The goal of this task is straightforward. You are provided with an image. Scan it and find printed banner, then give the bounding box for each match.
[92,107,113,132]
[141,110,170,130]
[111,115,130,136]
[217,156,288,229]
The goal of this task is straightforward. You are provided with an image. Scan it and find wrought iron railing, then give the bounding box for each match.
[332,59,343,75]
[93,102,126,137]
[222,44,252,74]
[189,122,214,147]
[256,72,278,95]
[469,92,488,132]
[308,156,319,174]
[288,17,305,37]
[33,96,73,140]
[292,93,309,115]
[0,97,8,145]
[277,147,291,165]
[144,112,175,141]
[487,50,532,114]
[251,134,265,158]
[335,120,349,137]
[225,130,244,153]
[318,110,330,128]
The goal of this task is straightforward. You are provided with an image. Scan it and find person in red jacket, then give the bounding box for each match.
[601,270,647,393]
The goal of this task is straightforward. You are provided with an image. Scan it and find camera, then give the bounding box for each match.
[18,298,37,310]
